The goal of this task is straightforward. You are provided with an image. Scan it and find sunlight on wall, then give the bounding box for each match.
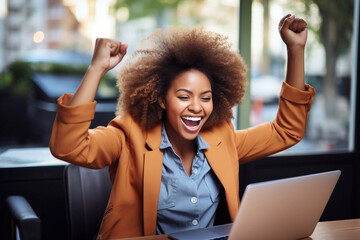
[0,0,7,18]
[63,0,116,45]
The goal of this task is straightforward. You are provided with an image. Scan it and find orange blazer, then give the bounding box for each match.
[50,82,315,239]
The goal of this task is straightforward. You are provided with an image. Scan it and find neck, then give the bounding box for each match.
[167,131,196,157]
[164,124,197,176]
[172,139,196,177]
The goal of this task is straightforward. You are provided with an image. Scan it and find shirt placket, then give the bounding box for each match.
[189,153,201,228]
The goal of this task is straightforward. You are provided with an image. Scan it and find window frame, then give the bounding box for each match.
[238,0,360,220]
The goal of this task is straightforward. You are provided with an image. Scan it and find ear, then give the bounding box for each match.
[158,97,166,109]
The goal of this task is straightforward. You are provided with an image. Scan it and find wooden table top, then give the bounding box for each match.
[306,218,360,240]
[119,219,360,240]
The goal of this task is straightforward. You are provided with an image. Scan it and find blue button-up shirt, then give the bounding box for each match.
[156,125,223,234]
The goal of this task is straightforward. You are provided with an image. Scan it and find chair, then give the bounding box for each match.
[5,195,41,240]
[5,164,112,240]
[64,164,112,240]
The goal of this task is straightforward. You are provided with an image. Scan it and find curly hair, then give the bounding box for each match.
[116,26,247,130]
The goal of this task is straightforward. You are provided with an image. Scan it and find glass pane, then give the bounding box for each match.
[0,0,239,148]
[1,0,239,78]
[114,0,239,57]
[250,0,356,154]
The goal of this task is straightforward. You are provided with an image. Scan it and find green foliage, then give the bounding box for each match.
[8,61,33,82]
[0,61,118,98]
[0,61,34,97]
[31,62,88,75]
[112,0,184,19]
[98,72,119,98]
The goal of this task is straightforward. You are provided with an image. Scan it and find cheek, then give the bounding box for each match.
[167,99,187,113]
[206,102,214,116]
[164,100,184,120]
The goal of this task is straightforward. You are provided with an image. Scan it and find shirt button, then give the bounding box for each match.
[191,197,198,204]
[192,219,199,226]
[193,169,198,174]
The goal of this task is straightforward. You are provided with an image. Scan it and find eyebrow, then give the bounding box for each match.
[175,89,212,95]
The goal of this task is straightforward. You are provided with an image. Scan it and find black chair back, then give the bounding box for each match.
[64,164,112,240]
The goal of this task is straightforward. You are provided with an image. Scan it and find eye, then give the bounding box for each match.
[178,95,190,100]
[201,96,212,102]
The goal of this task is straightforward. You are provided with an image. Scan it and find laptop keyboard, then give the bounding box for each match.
[209,236,229,240]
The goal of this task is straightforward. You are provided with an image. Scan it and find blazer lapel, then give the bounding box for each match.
[143,123,163,236]
[142,122,239,234]
[201,129,239,220]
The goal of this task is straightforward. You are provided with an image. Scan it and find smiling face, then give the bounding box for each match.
[159,69,213,144]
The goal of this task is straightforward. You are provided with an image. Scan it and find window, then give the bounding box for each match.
[0,0,241,147]
[1,0,357,154]
[114,0,240,60]
[244,0,357,154]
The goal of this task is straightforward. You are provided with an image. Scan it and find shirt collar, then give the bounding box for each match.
[160,124,210,150]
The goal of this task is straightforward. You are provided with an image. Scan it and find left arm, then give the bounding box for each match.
[235,14,315,163]
[236,83,315,163]
[279,14,308,90]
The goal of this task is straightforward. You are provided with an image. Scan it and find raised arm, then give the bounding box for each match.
[236,14,315,163]
[50,38,128,168]
[69,38,128,106]
[279,14,307,91]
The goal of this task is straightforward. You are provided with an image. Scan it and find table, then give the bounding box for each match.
[306,218,360,240]
[119,219,360,240]
[0,147,67,168]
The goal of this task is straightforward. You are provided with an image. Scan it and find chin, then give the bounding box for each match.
[180,128,202,141]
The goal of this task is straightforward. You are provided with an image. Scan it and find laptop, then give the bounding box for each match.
[169,170,341,240]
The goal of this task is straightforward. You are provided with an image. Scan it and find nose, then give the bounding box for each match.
[188,98,202,113]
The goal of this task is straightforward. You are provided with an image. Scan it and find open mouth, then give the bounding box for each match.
[181,116,202,129]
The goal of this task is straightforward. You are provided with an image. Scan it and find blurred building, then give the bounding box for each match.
[0,0,116,71]
[1,0,80,70]
[63,0,116,44]
[47,0,84,49]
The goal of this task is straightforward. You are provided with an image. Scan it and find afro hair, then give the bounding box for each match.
[116,26,247,130]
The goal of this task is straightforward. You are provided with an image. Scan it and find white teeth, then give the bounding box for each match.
[182,116,202,121]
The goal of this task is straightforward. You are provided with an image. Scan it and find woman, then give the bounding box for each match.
[50,14,315,239]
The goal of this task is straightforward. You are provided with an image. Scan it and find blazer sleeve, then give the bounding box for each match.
[236,81,315,163]
[49,93,123,169]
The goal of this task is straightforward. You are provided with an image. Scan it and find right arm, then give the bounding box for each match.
[69,38,128,106]
[50,39,128,168]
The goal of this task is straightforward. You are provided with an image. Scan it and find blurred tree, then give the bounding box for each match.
[111,0,211,28]
[112,0,184,20]
[303,0,354,118]
[261,0,270,75]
